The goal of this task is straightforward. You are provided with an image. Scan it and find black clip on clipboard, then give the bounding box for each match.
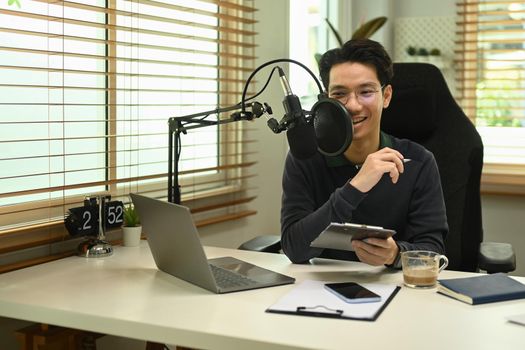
[296,305,344,319]
[267,280,400,321]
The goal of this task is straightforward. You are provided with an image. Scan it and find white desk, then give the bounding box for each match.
[0,241,524,350]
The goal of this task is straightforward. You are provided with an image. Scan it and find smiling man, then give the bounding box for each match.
[280,39,448,268]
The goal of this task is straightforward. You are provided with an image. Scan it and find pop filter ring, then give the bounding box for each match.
[310,97,353,157]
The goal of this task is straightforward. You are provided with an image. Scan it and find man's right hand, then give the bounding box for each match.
[349,147,406,193]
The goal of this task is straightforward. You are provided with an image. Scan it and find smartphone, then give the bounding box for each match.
[324,282,382,303]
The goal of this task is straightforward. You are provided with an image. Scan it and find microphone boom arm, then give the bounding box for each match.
[168,103,266,204]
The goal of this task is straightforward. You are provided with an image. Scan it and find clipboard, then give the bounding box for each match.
[266,280,400,321]
[311,222,396,252]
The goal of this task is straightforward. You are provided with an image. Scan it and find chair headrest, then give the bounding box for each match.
[381,63,450,141]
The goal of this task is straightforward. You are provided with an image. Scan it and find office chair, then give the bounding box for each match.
[380,62,515,273]
[239,62,516,274]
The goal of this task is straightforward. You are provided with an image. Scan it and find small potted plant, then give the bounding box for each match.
[122,203,142,247]
[406,46,417,56]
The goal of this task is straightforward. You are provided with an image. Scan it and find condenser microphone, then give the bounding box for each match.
[266,66,353,159]
[273,67,318,159]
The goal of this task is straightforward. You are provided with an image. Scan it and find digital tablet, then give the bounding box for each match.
[310,222,396,252]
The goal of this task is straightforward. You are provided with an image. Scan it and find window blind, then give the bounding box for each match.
[455,0,525,191]
[0,0,258,269]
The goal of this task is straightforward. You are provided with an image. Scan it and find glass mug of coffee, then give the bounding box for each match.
[401,251,448,288]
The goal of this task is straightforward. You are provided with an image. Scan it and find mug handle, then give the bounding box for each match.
[438,255,449,272]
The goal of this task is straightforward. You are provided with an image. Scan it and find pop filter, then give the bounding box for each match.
[311,97,353,156]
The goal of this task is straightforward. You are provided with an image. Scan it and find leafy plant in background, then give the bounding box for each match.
[406,46,417,56]
[406,46,441,57]
[476,81,521,127]
[8,0,21,8]
[314,17,388,65]
[417,47,429,56]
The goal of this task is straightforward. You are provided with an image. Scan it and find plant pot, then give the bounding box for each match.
[122,226,142,247]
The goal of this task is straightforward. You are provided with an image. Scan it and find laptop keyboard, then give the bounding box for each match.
[210,264,259,289]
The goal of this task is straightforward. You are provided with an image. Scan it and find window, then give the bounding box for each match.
[456,0,525,192]
[0,0,257,271]
[289,0,337,107]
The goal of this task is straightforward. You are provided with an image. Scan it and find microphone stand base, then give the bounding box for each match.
[77,238,113,258]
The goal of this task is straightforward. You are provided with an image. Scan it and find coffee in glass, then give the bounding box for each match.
[401,250,448,288]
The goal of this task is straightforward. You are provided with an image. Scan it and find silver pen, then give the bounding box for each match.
[355,158,411,170]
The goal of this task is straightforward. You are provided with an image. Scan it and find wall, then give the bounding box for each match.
[393,0,456,17]
[482,195,525,276]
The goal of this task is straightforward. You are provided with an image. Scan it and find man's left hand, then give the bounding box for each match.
[351,237,399,266]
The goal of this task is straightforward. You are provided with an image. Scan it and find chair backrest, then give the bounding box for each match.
[381,63,483,272]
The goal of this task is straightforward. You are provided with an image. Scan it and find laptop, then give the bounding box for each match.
[130,193,295,294]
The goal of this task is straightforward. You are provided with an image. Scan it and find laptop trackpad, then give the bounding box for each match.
[208,256,294,283]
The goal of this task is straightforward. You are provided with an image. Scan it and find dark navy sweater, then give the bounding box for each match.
[280,132,448,267]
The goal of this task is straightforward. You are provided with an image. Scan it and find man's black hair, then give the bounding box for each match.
[319,39,393,90]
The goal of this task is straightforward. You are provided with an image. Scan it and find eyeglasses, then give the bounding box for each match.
[329,85,385,105]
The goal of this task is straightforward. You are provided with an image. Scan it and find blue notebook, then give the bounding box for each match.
[437,273,525,305]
